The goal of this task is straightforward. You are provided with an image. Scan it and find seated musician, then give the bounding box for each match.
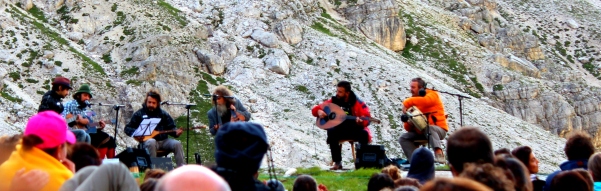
[399,78,448,164]
[61,84,116,158]
[207,86,251,136]
[124,90,185,167]
[311,81,373,170]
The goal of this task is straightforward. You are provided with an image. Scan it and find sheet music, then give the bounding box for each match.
[132,118,161,136]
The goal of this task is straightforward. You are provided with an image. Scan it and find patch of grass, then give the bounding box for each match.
[320,7,335,21]
[55,61,63,66]
[111,3,118,12]
[261,167,381,191]
[8,72,20,81]
[583,63,600,78]
[25,78,39,83]
[493,84,504,91]
[157,0,188,26]
[311,22,334,37]
[102,53,112,63]
[201,72,218,85]
[295,85,310,94]
[69,47,106,75]
[1,91,23,103]
[113,11,126,26]
[125,80,143,86]
[28,5,48,23]
[120,66,140,77]
[36,90,45,95]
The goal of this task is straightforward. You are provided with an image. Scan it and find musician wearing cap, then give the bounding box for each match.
[311,81,373,170]
[38,76,72,114]
[124,90,185,167]
[61,84,116,158]
[207,86,251,136]
[399,77,448,164]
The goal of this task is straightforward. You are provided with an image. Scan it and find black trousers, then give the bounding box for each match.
[327,122,369,163]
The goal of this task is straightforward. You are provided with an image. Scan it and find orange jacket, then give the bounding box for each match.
[403,89,448,132]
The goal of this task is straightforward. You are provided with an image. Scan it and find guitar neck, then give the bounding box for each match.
[345,116,373,121]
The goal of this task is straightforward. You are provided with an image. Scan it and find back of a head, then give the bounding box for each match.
[381,165,402,181]
[293,175,318,191]
[550,169,593,191]
[494,148,512,156]
[564,131,595,161]
[495,155,533,191]
[447,127,494,174]
[0,134,21,164]
[588,153,601,182]
[511,146,532,171]
[67,142,101,171]
[393,186,419,191]
[459,163,515,191]
[367,173,394,191]
[407,147,434,184]
[141,178,158,191]
[394,178,422,189]
[420,177,493,191]
[156,165,230,191]
[145,169,166,181]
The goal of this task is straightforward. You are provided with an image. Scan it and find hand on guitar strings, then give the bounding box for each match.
[317,110,327,119]
[176,128,184,136]
[356,117,363,123]
[98,120,106,130]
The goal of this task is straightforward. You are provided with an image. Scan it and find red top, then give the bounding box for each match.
[312,98,373,143]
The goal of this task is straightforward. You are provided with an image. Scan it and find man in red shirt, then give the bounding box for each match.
[399,78,448,164]
[311,81,372,170]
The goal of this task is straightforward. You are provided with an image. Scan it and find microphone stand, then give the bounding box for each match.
[161,102,196,163]
[95,103,125,146]
[426,88,471,126]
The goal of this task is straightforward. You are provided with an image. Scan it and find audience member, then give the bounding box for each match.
[446,127,494,176]
[495,155,533,191]
[459,163,514,191]
[265,179,286,191]
[382,165,402,181]
[420,177,493,191]
[494,148,512,156]
[139,178,158,191]
[367,173,394,191]
[293,175,318,191]
[549,169,593,191]
[406,147,435,184]
[144,169,166,182]
[0,111,76,191]
[156,165,230,191]
[512,146,544,191]
[213,122,271,191]
[67,142,102,172]
[393,186,419,191]
[588,153,601,191]
[0,134,21,165]
[394,178,422,189]
[544,131,595,191]
[59,163,140,191]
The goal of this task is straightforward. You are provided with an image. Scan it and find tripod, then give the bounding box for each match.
[161,102,196,163]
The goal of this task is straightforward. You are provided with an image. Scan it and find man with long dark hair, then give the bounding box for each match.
[311,81,372,170]
[124,90,185,167]
[207,86,251,135]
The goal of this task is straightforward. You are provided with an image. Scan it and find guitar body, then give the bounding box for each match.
[316,103,381,130]
[315,103,348,130]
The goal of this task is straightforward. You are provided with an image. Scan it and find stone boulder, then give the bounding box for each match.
[211,41,238,61]
[195,48,225,75]
[251,29,279,48]
[263,49,291,75]
[274,20,303,45]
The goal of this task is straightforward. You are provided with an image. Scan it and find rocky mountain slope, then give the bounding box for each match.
[1,0,600,173]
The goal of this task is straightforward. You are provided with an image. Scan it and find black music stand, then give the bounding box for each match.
[161,102,196,163]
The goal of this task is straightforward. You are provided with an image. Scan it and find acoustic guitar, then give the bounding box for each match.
[65,113,113,133]
[315,103,381,129]
[133,126,207,142]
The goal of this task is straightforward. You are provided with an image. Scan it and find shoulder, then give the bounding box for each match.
[355,98,368,108]
[160,109,172,117]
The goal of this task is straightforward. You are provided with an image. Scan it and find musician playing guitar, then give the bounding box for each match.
[124,90,186,167]
[399,78,448,164]
[207,86,251,136]
[61,84,116,158]
[311,81,373,170]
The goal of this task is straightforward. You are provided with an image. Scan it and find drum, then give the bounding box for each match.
[407,106,428,131]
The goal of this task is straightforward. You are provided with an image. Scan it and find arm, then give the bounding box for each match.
[403,90,439,110]
[311,99,332,117]
[162,111,179,138]
[355,101,371,127]
[124,111,142,137]
[234,98,251,121]
[37,95,58,113]
[208,108,218,136]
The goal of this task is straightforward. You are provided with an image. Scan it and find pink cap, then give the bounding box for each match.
[25,111,76,149]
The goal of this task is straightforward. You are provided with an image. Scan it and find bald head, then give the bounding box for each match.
[156,165,230,191]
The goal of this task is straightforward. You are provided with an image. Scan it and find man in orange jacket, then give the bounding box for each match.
[311,81,372,170]
[399,78,448,164]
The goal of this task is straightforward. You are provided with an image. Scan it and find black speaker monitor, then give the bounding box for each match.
[116,147,152,172]
[355,144,387,169]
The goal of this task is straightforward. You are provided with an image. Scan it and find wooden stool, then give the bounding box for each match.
[331,140,356,166]
[414,139,429,147]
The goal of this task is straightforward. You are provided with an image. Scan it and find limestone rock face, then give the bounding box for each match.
[251,29,280,48]
[195,49,225,75]
[340,0,406,51]
[274,19,303,45]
